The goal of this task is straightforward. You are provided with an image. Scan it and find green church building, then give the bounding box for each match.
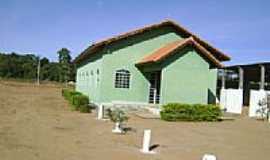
[74,20,230,106]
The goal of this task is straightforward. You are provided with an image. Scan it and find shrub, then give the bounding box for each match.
[62,89,81,100]
[72,94,89,108]
[79,105,91,113]
[61,89,90,112]
[160,103,222,122]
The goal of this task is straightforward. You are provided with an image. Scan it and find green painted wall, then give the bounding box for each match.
[160,47,217,104]
[99,27,183,104]
[76,26,218,105]
[76,52,104,103]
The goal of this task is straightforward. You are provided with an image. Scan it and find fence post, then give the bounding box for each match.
[141,129,155,154]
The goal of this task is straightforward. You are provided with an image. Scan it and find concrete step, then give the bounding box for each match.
[133,111,160,119]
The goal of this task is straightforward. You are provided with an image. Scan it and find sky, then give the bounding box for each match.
[0,0,270,65]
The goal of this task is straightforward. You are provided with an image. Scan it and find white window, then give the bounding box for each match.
[115,69,130,88]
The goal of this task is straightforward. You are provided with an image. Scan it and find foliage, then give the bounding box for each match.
[57,48,74,83]
[0,50,75,82]
[257,98,269,120]
[160,103,222,122]
[79,105,91,113]
[62,89,81,101]
[107,108,129,123]
[62,89,90,112]
[0,53,38,79]
[73,94,89,107]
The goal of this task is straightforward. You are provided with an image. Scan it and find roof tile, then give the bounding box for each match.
[137,37,223,68]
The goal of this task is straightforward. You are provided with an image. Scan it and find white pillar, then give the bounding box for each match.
[112,122,123,133]
[141,129,155,154]
[260,65,265,90]
[97,104,104,120]
[153,89,157,104]
[202,154,217,160]
[238,67,244,89]
[221,69,226,89]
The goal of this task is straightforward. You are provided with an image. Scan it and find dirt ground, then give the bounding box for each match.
[0,81,270,160]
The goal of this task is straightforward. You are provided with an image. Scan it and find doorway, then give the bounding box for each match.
[148,71,161,104]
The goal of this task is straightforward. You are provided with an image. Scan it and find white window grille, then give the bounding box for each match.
[115,69,130,89]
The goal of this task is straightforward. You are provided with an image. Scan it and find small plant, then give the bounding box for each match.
[107,108,129,134]
[257,98,269,121]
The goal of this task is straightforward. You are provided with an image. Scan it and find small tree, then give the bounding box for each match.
[107,108,129,134]
[57,48,72,85]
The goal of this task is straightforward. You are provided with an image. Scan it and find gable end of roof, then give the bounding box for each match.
[74,20,230,64]
[136,37,224,68]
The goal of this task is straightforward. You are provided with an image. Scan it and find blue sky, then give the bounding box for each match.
[0,0,269,65]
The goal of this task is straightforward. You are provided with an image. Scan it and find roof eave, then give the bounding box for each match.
[74,20,231,64]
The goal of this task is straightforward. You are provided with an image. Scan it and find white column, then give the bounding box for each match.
[97,104,104,120]
[260,65,265,90]
[153,89,157,104]
[238,67,244,89]
[221,69,226,89]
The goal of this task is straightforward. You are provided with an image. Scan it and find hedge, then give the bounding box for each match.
[79,105,91,113]
[62,89,82,102]
[160,103,222,122]
[62,89,91,113]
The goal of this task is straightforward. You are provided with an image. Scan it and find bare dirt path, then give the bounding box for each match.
[0,81,270,160]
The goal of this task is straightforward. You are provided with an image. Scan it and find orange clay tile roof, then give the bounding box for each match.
[74,20,230,64]
[137,37,223,68]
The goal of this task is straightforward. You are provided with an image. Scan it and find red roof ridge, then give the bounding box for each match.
[74,20,230,64]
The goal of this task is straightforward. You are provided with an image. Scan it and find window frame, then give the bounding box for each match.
[114,69,131,89]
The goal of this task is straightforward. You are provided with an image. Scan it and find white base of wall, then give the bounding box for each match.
[249,89,269,117]
[220,89,243,114]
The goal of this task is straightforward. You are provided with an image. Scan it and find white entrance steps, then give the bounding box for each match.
[97,102,161,119]
[133,105,161,119]
[134,111,160,119]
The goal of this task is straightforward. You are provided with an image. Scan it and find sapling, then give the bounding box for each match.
[107,108,129,133]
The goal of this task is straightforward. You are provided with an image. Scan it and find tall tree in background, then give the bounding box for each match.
[57,48,72,84]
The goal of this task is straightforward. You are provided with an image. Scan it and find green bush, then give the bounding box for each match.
[79,105,91,113]
[61,89,90,112]
[62,89,82,101]
[72,94,89,108]
[160,103,222,122]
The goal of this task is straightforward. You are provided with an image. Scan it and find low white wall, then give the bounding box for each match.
[249,90,269,117]
[220,89,243,114]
